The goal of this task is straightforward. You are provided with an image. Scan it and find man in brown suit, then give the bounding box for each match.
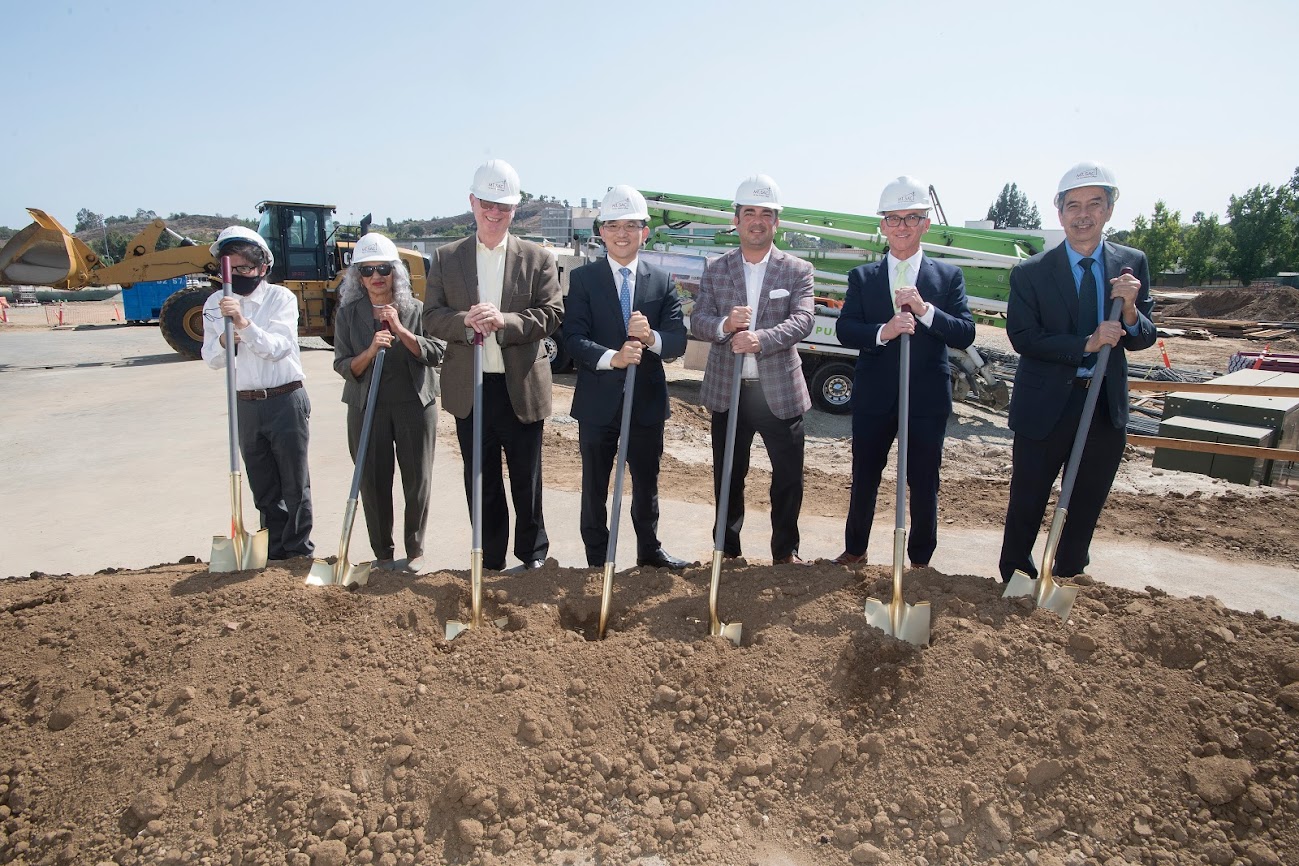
[690,174,815,563]
[422,159,563,572]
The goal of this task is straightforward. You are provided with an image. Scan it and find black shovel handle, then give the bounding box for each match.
[348,325,388,501]
[712,350,745,554]
[605,339,638,566]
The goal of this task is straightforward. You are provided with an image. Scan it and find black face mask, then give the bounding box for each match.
[230,274,261,295]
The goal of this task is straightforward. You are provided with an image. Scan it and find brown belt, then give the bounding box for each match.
[236,380,303,401]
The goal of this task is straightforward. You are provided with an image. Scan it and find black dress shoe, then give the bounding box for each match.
[503,559,545,574]
[637,549,690,570]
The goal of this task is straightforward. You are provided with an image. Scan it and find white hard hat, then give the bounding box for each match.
[599,185,649,222]
[210,225,274,266]
[351,233,400,264]
[470,159,522,206]
[877,176,933,215]
[733,174,783,212]
[1055,161,1120,206]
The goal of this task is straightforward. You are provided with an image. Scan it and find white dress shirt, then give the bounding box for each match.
[201,281,305,389]
[876,250,936,346]
[476,236,508,374]
[714,248,771,379]
[597,255,663,370]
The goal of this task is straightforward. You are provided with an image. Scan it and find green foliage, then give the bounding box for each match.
[1226,182,1293,285]
[985,182,1042,229]
[1182,212,1232,285]
[0,226,15,242]
[1126,201,1184,277]
[75,208,103,232]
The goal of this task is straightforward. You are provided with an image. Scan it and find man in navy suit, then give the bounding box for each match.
[998,162,1156,582]
[834,177,975,567]
[563,186,690,570]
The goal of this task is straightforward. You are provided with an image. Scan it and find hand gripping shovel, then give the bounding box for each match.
[1004,268,1132,619]
[598,356,637,639]
[447,330,490,639]
[306,334,387,588]
[706,355,745,646]
[864,331,930,646]
[210,256,269,573]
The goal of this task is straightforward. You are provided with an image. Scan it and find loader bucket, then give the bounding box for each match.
[0,209,98,289]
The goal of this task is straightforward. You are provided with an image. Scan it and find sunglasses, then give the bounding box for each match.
[358,264,393,277]
[477,200,514,213]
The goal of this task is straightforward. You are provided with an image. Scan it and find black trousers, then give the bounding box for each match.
[844,410,947,565]
[454,375,548,570]
[347,397,437,561]
[578,413,665,566]
[710,380,804,560]
[237,386,314,559]
[999,380,1125,581]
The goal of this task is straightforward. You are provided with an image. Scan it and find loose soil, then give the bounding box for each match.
[3,289,1298,866]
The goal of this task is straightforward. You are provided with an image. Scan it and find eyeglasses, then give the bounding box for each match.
[477,200,514,213]
[881,214,927,228]
[231,264,261,276]
[601,222,645,234]
[358,264,393,277]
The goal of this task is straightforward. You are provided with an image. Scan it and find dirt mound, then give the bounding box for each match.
[3,559,1298,866]
[1159,286,1299,323]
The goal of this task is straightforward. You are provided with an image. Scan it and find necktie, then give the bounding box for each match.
[618,267,632,331]
[1078,257,1099,370]
[893,261,909,314]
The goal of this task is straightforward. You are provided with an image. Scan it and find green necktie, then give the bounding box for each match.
[893,260,910,313]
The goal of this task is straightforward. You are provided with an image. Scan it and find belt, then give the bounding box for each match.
[236,380,303,401]
[1073,377,1096,389]
[740,378,762,386]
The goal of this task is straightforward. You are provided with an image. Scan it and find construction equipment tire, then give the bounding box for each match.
[810,361,855,415]
[160,284,217,360]
[544,335,572,374]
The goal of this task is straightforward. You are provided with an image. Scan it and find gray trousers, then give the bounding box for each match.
[347,397,437,560]
[237,386,314,559]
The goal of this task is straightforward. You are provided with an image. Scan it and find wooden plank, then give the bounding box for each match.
[1127,381,1299,397]
[1245,329,1293,340]
[1129,435,1299,462]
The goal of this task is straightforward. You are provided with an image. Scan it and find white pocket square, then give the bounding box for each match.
[768,289,790,299]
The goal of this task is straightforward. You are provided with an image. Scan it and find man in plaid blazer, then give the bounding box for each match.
[689,174,815,563]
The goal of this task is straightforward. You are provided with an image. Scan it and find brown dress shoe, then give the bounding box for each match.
[833,551,866,565]
[773,554,811,566]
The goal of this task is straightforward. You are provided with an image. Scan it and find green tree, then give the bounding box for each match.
[0,226,16,242]
[984,182,1042,229]
[1226,183,1293,284]
[75,208,103,232]
[1126,200,1184,278]
[1182,212,1232,285]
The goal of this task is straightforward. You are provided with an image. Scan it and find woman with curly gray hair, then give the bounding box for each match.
[332,233,445,572]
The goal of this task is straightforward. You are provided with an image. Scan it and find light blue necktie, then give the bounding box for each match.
[618,267,632,331]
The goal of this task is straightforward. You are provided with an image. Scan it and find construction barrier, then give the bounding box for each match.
[44,303,125,326]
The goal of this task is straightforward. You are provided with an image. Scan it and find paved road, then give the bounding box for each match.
[2,324,1295,621]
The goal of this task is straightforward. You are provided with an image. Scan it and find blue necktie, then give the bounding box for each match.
[618,267,632,331]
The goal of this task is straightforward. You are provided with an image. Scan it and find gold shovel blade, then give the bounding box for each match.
[706,551,742,646]
[305,558,338,586]
[863,596,932,647]
[209,529,269,573]
[1003,569,1079,620]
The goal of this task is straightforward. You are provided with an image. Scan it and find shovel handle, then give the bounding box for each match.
[220,256,242,475]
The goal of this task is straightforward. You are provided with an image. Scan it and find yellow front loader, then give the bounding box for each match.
[0,203,428,359]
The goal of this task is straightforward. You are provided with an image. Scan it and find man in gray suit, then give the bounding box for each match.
[422,159,564,573]
[690,174,815,563]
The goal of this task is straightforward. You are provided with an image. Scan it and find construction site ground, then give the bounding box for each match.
[2,288,1298,866]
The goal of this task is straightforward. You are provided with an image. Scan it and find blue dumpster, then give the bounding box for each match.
[122,277,189,322]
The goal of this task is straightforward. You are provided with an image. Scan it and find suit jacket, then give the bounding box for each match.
[689,247,815,419]
[563,257,687,428]
[836,256,975,419]
[333,297,444,407]
[1006,240,1156,440]
[420,234,563,424]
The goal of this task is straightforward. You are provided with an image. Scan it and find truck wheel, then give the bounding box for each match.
[544,335,572,374]
[159,284,217,360]
[810,361,855,415]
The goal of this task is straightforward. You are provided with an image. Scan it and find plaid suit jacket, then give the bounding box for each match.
[689,247,815,419]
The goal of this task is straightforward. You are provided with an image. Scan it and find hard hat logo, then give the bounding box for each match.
[487,179,509,193]
[1075,168,1099,180]
[752,187,773,199]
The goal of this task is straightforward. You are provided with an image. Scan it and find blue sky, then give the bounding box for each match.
[5,0,1296,236]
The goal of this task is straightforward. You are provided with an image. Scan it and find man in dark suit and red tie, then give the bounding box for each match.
[998,161,1156,583]
[563,185,689,570]
[834,176,975,568]
[690,174,816,564]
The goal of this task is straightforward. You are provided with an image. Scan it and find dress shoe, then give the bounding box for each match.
[637,549,690,570]
[832,551,866,566]
[773,553,811,566]
[373,557,396,570]
[909,561,928,570]
[503,559,545,574]
[403,555,428,574]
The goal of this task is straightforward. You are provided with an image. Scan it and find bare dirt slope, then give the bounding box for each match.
[3,558,1299,866]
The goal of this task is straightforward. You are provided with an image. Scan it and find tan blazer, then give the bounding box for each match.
[421,235,563,424]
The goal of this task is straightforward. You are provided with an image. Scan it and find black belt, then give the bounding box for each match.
[1073,377,1097,389]
[236,380,303,401]
[741,378,762,386]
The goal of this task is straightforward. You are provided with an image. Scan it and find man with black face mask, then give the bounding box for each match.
[201,225,314,560]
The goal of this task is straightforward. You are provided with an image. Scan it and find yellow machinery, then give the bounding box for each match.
[0,203,429,359]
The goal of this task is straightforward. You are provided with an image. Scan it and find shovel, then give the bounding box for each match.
[447,330,488,640]
[706,352,745,646]
[598,351,638,639]
[1004,267,1132,619]
[210,256,269,573]
[864,330,930,646]
[306,330,388,588]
